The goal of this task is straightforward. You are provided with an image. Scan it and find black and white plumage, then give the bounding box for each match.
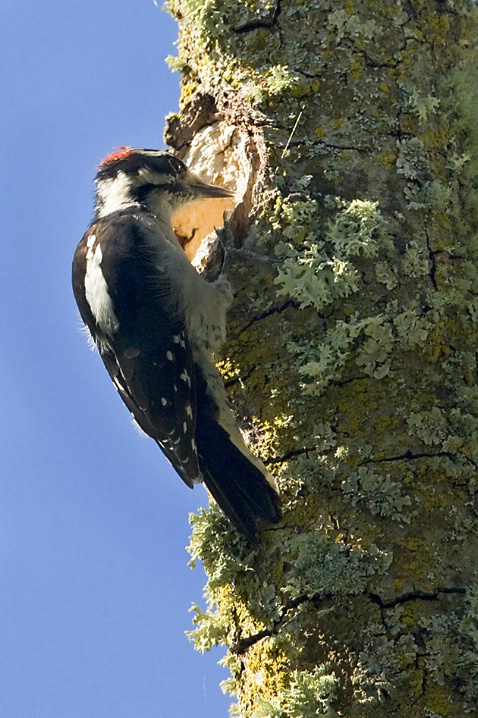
[72,147,280,541]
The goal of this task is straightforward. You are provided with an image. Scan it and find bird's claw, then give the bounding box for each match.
[215,211,280,272]
[215,211,236,275]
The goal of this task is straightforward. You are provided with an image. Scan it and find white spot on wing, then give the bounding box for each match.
[180,369,191,387]
[84,240,119,335]
[166,351,174,361]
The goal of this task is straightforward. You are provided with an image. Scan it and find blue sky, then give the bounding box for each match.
[1,1,231,716]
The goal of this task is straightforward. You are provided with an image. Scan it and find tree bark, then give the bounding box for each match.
[164,1,478,715]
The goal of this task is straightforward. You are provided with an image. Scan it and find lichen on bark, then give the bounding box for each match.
[164,0,478,715]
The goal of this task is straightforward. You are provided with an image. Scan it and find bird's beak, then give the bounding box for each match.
[187,171,234,199]
[194,183,234,198]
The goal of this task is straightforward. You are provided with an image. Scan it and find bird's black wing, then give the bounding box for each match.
[72,211,200,487]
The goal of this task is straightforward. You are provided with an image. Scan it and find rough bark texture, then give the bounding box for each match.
[164,1,478,715]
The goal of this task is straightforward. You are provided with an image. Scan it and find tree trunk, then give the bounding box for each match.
[164,1,478,715]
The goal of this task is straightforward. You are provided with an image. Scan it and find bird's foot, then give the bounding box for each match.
[215,211,279,275]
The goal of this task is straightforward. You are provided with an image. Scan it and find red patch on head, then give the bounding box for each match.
[99,146,133,166]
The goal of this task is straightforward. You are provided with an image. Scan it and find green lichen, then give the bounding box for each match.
[325,199,384,257]
[375,261,398,290]
[403,84,441,123]
[401,241,430,279]
[285,532,371,600]
[418,584,478,710]
[341,466,412,522]
[393,307,431,348]
[326,9,379,44]
[458,585,478,706]
[288,301,433,395]
[354,316,395,379]
[264,64,301,96]
[286,315,366,395]
[250,665,339,718]
[396,137,429,181]
[407,405,478,457]
[273,197,386,312]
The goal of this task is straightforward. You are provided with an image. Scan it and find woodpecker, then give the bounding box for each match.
[72,147,281,541]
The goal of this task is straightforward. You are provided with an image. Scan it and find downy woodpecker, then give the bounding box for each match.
[72,147,281,541]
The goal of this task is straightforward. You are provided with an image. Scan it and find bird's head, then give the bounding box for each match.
[94,147,233,218]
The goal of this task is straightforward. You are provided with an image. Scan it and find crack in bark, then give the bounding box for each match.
[231,592,330,655]
[286,138,373,154]
[224,366,255,389]
[233,0,281,33]
[223,300,296,389]
[424,224,438,290]
[331,375,368,388]
[360,450,456,465]
[231,586,465,655]
[369,586,465,611]
[357,47,401,70]
[240,300,297,332]
[264,446,316,465]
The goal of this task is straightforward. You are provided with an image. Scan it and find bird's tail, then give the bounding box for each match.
[195,415,281,542]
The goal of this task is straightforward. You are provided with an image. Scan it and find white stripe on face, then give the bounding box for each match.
[96,172,137,217]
